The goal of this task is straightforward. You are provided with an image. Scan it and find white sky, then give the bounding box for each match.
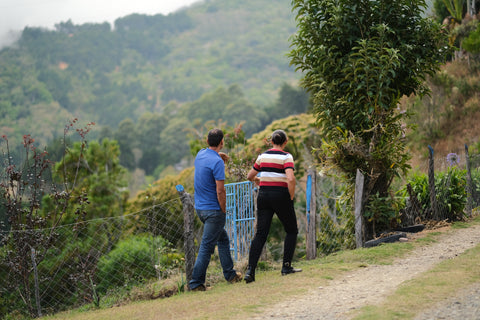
[0,0,201,47]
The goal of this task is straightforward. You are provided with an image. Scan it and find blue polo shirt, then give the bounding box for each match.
[194,148,225,211]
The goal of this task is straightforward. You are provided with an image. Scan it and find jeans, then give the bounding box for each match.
[248,187,298,269]
[189,209,236,289]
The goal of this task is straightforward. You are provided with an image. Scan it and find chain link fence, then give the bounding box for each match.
[2,146,480,318]
[0,198,193,318]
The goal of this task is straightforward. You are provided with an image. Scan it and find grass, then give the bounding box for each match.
[43,216,480,320]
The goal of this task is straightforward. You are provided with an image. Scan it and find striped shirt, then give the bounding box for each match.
[253,149,294,188]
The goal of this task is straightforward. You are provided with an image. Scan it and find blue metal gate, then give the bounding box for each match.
[225,181,256,261]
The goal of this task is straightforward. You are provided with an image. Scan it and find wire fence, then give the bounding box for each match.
[0,198,192,318]
[1,146,480,318]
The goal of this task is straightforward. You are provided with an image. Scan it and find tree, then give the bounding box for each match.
[54,138,128,221]
[114,119,137,170]
[289,0,449,237]
[263,83,311,127]
[136,112,168,175]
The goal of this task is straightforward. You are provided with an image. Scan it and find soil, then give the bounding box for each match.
[251,222,480,320]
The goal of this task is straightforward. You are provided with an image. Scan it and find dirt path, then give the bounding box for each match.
[252,223,480,320]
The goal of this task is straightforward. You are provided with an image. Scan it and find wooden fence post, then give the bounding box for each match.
[306,168,317,260]
[354,169,365,248]
[428,145,439,220]
[465,144,473,218]
[176,185,195,284]
[31,248,42,318]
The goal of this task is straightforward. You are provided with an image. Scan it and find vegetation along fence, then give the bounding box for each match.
[2,146,480,318]
[0,181,256,318]
[0,198,188,318]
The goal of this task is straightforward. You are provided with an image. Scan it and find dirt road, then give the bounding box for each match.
[252,223,480,320]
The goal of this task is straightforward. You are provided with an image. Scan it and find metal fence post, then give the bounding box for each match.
[176,185,195,284]
[306,168,317,260]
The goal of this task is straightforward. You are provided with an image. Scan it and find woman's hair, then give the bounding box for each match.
[207,128,224,147]
[271,129,287,145]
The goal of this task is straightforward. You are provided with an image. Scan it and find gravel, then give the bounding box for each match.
[251,223,480,320]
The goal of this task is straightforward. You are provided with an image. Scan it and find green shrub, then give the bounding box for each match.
[400,166,467,221]
[96,234,181,294]
[364,192,403,235]
[435,167,467,220]
[317,203,355,256]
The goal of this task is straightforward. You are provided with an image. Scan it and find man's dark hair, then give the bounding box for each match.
[271,129,287,145]
[207,128,224,147]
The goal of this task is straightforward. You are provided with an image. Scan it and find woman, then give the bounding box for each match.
[244,129,301,283]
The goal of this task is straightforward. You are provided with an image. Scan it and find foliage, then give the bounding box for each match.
[399,167,467,221]
[0,119,92,318]
[364,192,403,236]
[179,84,266,138]
[95,234,182,294]
[136,112,168,175]
[52,138,129,222]
[463,22,480,54]
[125,167,194,245]
[289,0,449,238]
[262,83,312,127]
[317,209,355,256]
[442,0,466,22]
[315,178,356,255]
[433,0,452,22]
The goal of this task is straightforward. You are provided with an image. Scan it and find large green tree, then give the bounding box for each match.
[54,138,128,221]
[289,0,449,236]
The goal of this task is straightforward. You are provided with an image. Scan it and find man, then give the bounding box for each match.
[188,128,242,291]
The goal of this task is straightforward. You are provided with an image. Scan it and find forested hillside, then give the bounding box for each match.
[0,0,308,187]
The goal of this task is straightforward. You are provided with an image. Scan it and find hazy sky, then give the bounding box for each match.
[0,0,201,47]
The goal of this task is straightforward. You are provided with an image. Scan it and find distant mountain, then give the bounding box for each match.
[0,0,300,149]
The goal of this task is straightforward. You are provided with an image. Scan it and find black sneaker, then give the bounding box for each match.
[244,267,255,283]
[281,266,302,276]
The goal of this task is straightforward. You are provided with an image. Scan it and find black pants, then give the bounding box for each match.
[248,187,298,268]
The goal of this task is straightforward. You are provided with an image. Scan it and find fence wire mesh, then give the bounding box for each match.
[2,148,479,318]
[0,198,190,318]
[405,149,480,223]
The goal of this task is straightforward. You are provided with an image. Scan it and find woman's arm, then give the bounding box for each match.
[285,168,296,200]
[247,168,260,185]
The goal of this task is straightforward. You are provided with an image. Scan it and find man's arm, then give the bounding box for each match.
[285,168,296,200]
[216,180,227,213]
